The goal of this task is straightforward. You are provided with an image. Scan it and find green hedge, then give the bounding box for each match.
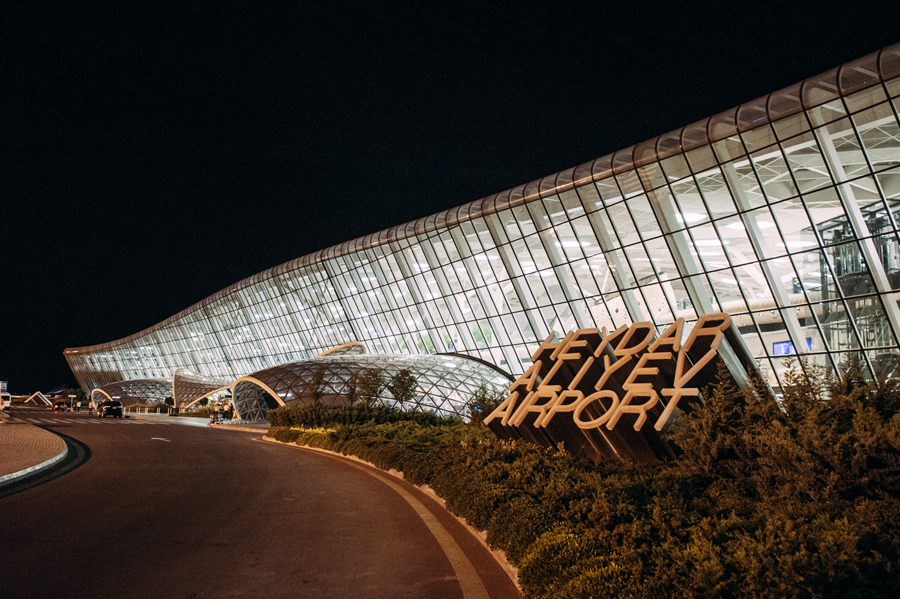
[266,402,462,428]
[266,361,900,598]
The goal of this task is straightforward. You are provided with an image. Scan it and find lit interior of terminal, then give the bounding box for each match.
[66,44,900,419]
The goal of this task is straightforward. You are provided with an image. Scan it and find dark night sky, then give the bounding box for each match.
[1,3,897,394]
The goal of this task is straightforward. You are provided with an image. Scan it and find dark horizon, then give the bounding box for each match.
[2,4,897,394]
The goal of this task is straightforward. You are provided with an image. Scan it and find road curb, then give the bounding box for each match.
[260,434,521,591]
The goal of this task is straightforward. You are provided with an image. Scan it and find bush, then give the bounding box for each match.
[266,403,462,428]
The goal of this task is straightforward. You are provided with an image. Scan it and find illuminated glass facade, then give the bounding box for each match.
[233,354,512,421]
[66,44,900,394]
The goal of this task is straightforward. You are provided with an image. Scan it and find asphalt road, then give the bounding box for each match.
[0,411,520,599]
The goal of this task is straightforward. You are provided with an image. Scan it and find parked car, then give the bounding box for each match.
[52,401,68,413]
[97,400,124,418]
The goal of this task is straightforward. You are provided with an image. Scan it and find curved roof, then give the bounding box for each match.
[237,353,512,420]
[91,378,172,407]
[63,43,900,357]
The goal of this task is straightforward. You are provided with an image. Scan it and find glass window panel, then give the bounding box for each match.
[770,198,817,254]
[486,249,507,284]
[558,189,585,220]
[466,290,488,319]
[803,186,853,246]
[708,268,747,312]
[713,136,746,162]
[729,159,768,208]
[637,282,674,323]
[660,153,691,182]
[848,295,897,348]
[686,145,717,173]
[512,311,538,343]
[848,175,888,216]
[630,288,654,321]
[552,222,583,262]
[695,168,738,218]
[472,217,496,249]
[662,278,697,320]
[606,203,640,246]
[808,99,847,127]
[844,85,888,115]
[773,113,811,141]
[544,272,568,304]
[431,239,449,264]
[735,262,774,302]
[690,223,729,271]
[570,259,600,297]
[741,124,778,153]
[587,253,619,294]
[628,194,663,239]
[525,273,551,306]
[821,117,869,180]
[610,249,637,288]
[789,250,830,300]
[781,130,832,193]
[441,264,463,294]
[588,209,621,249]
[638,163,667,190]
[824,241,877,297]
[485,283,511,314]
[868,348,899,378]
[501,208,524,239]
[595,178,623,205]
[570,215,601,257]
[460,221,482,254]
[751,147,799,201]
[576,182,604,214]
[504,239,531,275]
[526,235,552,270]
[876,166,900,227]
[624,243,655,285]
[889,77,900,98]
[527,201,552,231]
[874,233,900,277]
[745,206,783,256]
[641,237,678,281]
[460,256,486,287]
[766,256,802,296]
[442,233,461,262]
[542,195,569,225]
[592,293,630,330]
[853,103,900,173]
[616,171,644,199]
[671,178,707,222]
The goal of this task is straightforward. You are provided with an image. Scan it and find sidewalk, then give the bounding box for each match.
[0,410,68,484]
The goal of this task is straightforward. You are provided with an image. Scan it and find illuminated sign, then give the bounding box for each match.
[485,314,738,462]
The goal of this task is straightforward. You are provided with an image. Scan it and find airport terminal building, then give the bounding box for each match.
[66,43,900,420]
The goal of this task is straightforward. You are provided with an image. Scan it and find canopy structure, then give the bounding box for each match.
[91,378,172,407]
[233,352,512,421]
